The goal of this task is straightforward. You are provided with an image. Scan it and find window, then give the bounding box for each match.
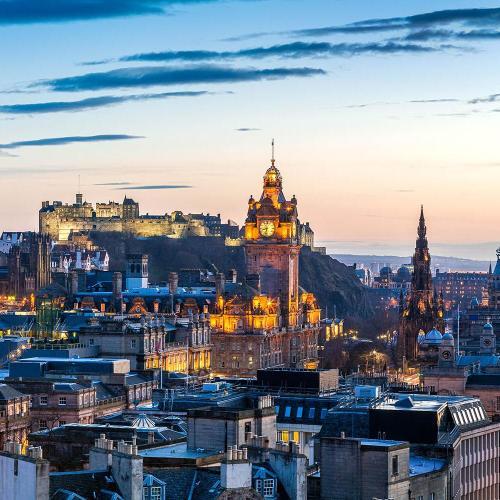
[89,338,95,346]
[429,494,435,500]
[40,395,48,405]
[245,422,252,434]
[59,420,66,426]
[39,420,47,430]
[308,407,315,419]
[392,455,399,476]
[274,405,280,415]
[296,406,303,418]
[131,339,137,349]
[151,486,162,500]
[278,430,289,442]
[320,408,328,420]
[263,479,274,497]
[284,406,291,417]
[59,397,67,406]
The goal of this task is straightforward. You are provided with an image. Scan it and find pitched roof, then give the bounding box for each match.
[0,384,24,402]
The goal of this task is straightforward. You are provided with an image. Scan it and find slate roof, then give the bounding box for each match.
[147,467,222,499]
[0,383,24,402]
[50,470,123,499]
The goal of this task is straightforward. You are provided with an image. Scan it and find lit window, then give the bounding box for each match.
[274,405,280,415]
[284,406,291,417]
[296,407,303,418]
[308,407,315,419]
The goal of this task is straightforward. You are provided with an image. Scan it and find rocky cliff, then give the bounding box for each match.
[91,233,372,318]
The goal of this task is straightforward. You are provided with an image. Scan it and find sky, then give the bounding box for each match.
[0,0,499,260]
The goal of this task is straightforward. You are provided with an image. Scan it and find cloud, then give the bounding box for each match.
[469,93,500,104]
[0,91,210,115]
[291,8,500,38]
[236,127,260,131]
[0,134,142,149]
[36,65,325,92]
[0,150,18,157]
[94,181,132,186]
[0,0,248,25]
[88,41,442,66]
[116,184,192,190]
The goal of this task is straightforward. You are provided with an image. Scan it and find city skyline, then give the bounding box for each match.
[1,0,500,260]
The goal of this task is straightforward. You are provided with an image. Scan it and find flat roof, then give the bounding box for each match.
[140,442,217,459]
[409,455,447,477]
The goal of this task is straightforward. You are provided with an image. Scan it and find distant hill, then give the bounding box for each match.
[333,254,489,273]
[91,233,373,318]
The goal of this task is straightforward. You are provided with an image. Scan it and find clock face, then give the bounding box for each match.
[441,350,451,360]
[484,338,492,347]
[260,220,276,237]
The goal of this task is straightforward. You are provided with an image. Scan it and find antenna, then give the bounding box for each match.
[78,174,81,194]
[271,138,275,166]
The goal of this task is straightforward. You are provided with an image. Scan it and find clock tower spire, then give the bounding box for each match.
[244,148,300,327]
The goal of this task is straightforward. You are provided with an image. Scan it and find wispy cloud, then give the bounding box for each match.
[86,41,444,66]
[0,134,143,149]
[291,8,500,38]
[35,65,325,92]
[236,127,260,132]
[0,91,210,115]
[0,0,252,25]
[95,181,132,186]
[116,184,192,190]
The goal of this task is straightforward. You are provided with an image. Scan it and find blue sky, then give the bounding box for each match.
[0,0,499,260]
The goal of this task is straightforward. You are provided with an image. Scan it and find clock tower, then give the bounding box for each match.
[244,153,300,327]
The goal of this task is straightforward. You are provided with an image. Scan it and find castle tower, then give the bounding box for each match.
[398,207,444,363]
[244,150,300,327]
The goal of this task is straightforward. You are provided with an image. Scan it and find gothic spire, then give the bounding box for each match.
[418,205,426,239]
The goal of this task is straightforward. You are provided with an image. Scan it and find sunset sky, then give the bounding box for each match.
[1,1,499,260]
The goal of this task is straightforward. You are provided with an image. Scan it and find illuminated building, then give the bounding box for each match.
[211,151,321,376]
[398,207,445,364]
[434,270,489,310]
[39,194,239,242]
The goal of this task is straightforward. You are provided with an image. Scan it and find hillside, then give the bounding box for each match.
[91,233,372,318]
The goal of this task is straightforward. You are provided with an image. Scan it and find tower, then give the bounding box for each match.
[398,207,444,363]
[488,248,500,309]
[480,321,496,354]
[438,333,455,367]
[244,147,300,327]
[126,254,149,289]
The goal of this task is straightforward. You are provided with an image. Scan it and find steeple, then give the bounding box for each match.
[271,138,275,167]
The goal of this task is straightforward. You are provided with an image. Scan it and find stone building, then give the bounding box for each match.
[319,435,448,500]
[398,207,445,364]
[211,156,320,376]
[0,384,31,452]
[78,315,211,376]
[5,357,156,431]
[0,232,52,297]
[39,193,239,242]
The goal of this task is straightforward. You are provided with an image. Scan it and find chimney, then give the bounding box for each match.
[215,273,225,300]
[228,269,237,283]
[168,272,179,313]
[221,446,252,490]
[112,441,143,500]
[245,273,261,294]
